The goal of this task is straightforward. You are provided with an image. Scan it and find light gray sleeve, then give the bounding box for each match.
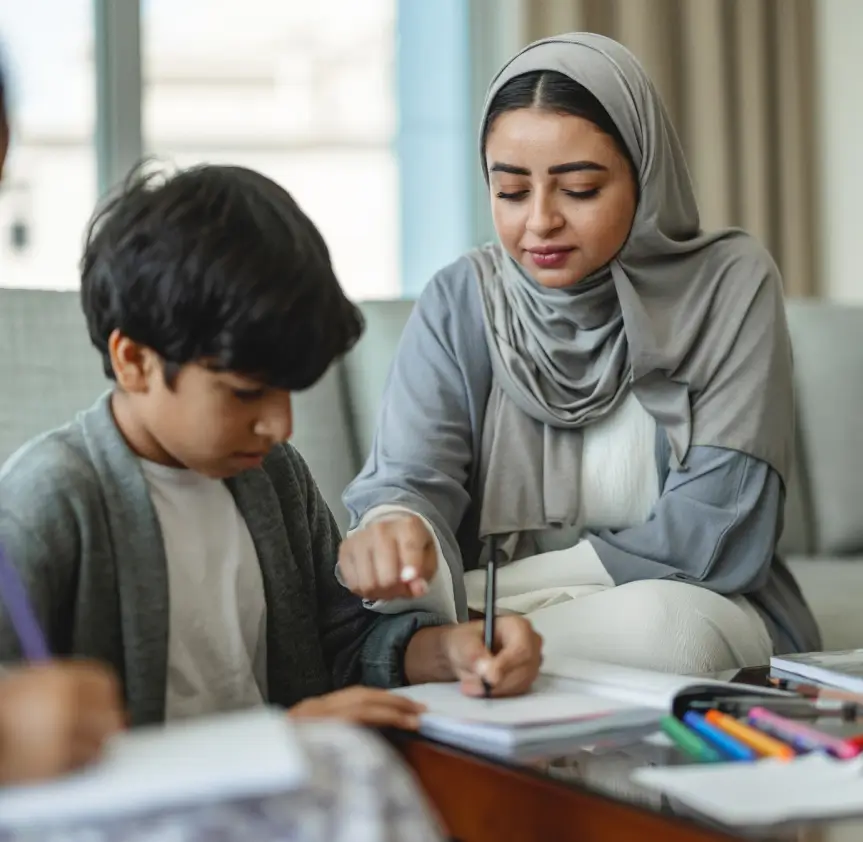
[588,444,783,594]
[342,258,492,621]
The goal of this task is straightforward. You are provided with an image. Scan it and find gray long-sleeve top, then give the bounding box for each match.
[0,394,446,725]
[344,256,822,655]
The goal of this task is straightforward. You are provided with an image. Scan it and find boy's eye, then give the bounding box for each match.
[232,388,266,402]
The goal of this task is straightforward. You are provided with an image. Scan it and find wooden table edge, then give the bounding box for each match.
[389,732,741,842]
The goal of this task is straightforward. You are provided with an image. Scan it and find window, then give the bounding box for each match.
[0,0,96,289]
[141,0,398,300]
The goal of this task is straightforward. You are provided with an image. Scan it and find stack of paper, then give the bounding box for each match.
[396,675,660,751]
[0,707,309,829]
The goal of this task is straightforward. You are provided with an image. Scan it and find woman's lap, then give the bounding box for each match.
[524,579,773,673]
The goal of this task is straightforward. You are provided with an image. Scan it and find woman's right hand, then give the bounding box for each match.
[0,660,125,785]
[338,514,438,601]
[288,687,426,731]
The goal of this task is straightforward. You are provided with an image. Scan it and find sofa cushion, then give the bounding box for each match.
[778,448,812,556]
[785,301,863,555]
[787,557,863,650]
[290,364,358,535]
[0,289,108,464]
[342,300,415,462]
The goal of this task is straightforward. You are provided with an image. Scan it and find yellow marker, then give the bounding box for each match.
[705,709,795,760]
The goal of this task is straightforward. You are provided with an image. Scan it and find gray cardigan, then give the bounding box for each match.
[0,394,445,726]
[344,256,821,655]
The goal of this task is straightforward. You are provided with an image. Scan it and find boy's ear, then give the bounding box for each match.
[108,330,159,393]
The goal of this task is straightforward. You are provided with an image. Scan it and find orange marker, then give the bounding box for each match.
[705,709,796,760]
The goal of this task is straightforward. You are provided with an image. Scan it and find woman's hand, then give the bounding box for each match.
[405,616,543,697]
[338,515,437,601]
[0,660,125,785]
[288,686,426,731]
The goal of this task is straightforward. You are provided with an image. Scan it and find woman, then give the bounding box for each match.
[337,32,821,674]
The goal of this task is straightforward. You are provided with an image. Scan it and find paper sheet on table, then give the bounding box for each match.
[396,675,638,726]
[395,675,660,750]
[633,754,863,826]
[0,707,309,829]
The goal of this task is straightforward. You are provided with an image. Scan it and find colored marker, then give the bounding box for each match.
[705,709,795,760]
[845,734,863,751]
[660,715,723,763]
[747,707,861,760]
[682,711,756,761]
[769,678,863,704]
[689,697,857,720]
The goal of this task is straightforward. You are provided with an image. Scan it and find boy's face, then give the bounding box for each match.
[109,332,293,479]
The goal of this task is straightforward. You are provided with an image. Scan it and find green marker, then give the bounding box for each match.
[660,715,723,763]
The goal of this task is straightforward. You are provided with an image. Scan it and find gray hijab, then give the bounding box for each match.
[472,33,794,562]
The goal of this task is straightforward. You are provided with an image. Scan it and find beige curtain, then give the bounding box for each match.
[504,0,819,296]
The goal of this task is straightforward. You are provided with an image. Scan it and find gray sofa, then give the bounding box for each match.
[1,289,859,651]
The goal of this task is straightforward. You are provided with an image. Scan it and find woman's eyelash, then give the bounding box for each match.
[564,188,600,199]
[496,190,529,201]
[495,188,601,201]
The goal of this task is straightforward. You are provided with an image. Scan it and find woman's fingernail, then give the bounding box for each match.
[400,565,418,582]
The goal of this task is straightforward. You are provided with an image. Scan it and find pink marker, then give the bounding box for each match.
[748,707,860,760]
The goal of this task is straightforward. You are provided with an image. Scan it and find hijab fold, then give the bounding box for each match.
[474,34,794,562]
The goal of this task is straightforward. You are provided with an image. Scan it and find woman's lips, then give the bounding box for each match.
[527,247,574,270]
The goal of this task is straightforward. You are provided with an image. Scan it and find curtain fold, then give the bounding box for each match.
[502,0,818,296]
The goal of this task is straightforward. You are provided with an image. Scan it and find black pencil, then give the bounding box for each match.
[482,535,497,698]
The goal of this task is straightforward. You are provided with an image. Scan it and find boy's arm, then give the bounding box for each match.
[0,438,90,661]
[0,512,74,663]
[290,447,448,689]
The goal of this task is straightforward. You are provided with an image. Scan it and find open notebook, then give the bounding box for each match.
[0,707,309,829]
[396,656,790,753]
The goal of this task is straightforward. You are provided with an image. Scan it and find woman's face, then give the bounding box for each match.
[485,107,637,289]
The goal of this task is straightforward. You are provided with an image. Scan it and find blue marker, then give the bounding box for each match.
[683,711,756,762]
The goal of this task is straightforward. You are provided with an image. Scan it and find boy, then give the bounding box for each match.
[0,162,542,727]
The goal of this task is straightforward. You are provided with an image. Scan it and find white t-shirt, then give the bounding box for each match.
[139,460,268,721]
[358,391,660,620]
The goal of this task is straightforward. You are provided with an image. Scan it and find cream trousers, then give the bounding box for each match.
[465,567,773,674]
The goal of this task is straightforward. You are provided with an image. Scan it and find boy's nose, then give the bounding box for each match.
[254,395,293,443]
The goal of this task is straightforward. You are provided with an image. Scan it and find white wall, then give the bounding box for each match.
[816,0,863,301]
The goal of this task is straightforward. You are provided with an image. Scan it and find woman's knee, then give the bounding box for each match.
[531,578,771,673]
[605,580,771,669]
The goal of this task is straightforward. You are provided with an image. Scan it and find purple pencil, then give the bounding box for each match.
[0,544,50,661]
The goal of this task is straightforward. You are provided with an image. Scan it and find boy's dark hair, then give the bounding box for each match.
[81,162,364,391]
[480,70,636,182]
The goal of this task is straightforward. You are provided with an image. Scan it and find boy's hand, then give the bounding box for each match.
[0,661,125,785]
[288,687,426,731]
[338,515,437,601]
[406,616,543,697]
